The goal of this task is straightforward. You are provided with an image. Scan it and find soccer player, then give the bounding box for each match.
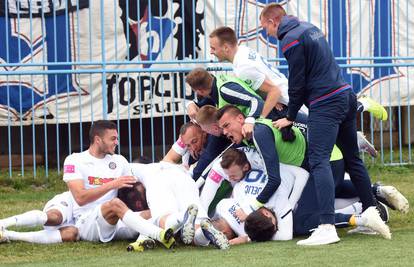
[63,120,174,247]
[163,121,232,183]
[130,161,230,250]
[259,3,386,245]
[208,27,386,157]
[0,191,78,244]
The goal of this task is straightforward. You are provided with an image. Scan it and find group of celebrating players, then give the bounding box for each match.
[1,3,410,250]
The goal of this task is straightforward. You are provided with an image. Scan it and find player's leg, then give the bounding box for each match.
[101,198,175,248]
[299,103,341,245]
[336,92,377,211]
[0,210,47,229]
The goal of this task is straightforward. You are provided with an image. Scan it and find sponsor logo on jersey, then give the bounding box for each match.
[88,176,115,186]
[108,162,117,170]
[208,169,223,184]
[64,165,75,174]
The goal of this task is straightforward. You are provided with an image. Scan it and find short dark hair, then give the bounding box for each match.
[260,3,286,21]
[179,121,202,136]
[216,104,244,121]
[220,148,249,169]
[89,120,117,144]
[244,207,277,242]
[209,27,238,46]
[186,68,213,90]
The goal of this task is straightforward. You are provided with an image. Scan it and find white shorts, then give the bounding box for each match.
[75,205,138,242]
[43,191,74,230]
[145,164,208,220]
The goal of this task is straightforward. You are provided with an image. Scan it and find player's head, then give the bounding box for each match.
[220,148,250,182]
[186,68,214,97]
[195,105,222,137]
[179,122,207,159]
[244,207,278,242]
[209,27,238,62]
[89,120,118,155]
[216,105,245,144]
[260,3,286,37]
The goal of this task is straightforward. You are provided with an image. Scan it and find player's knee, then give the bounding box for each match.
[60,226,79,242]
[45,209,63,226]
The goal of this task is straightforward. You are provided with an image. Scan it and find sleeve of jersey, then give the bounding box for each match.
[283,40,307,121]
[63,155,83,182]
[192,135,230,180]
[199,159,227,211]
[288,166,309,208]
[172,137,187,156]
[220,82,264,118]
[120,156,133,177]
[252,124,281,204]
[272,209,293,241]
[236,65,266,91]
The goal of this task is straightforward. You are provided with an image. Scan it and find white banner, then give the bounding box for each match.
[0,0,413,126]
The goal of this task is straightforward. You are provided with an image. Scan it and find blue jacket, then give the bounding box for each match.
[277,16,350,120]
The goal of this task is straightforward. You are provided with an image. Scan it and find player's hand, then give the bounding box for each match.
[242,123,254,140]
[187,102,199,121]
[273,118,293,129]
[110,176,136,189]
[235,208,248,222]
[274,102,285,111]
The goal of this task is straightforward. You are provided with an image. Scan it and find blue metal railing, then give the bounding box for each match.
[0,0,412,178]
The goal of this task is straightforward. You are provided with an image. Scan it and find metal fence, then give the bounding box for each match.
[0,0,413,178]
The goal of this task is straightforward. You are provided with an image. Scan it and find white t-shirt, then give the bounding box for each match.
[232,45,289,105]
[216,164,308,241]
[63,150,132,220]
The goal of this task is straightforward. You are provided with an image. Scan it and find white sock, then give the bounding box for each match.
[334,198,360,210]
[193,227,209,246]
[122,210,162,241]
[165,211,186,232]
[0,210,48,228]
[5,229,62,244]
[336,202,363,215]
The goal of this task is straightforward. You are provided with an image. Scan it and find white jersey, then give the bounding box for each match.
[233,45,289,105]
[130,162,208,220]
[63,150,132,220]
[199,146,263,210]
[216,164,309,241]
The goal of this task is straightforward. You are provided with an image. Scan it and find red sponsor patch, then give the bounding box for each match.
[208,169,223,184]
[176,137,186,148]
[64,165,75,173]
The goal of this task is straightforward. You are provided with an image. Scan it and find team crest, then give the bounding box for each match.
[109,162,117,170]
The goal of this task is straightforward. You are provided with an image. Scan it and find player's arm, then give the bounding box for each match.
[229,235,249,245]
[252,124,281,205]
[162,137,186,164]
[220,82,264,119]
[66,176,136,206]
[199,160,228,211]
[272,209,293,241]
[283,39,306,122]
[258,78,282,118]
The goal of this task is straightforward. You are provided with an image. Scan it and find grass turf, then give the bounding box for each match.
[0,164,413,267]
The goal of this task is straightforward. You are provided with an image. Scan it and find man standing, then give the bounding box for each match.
[260,3,383,245]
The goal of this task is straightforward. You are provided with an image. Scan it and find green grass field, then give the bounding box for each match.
[1,164,413,267]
